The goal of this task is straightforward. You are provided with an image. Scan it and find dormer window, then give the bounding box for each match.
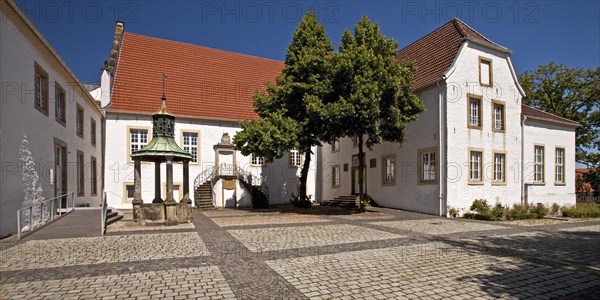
[479,57,493,87]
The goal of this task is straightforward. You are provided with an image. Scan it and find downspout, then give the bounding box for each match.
[437,78,447,216]
[521,115,527,206]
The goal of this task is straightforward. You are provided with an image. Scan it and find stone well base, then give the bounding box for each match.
[133,202,193,225]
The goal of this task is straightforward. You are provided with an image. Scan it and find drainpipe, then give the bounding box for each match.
[521,115,527,205]
[437,78,447,216]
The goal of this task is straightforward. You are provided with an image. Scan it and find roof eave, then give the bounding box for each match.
[463,37,512,54]
[523,115,580,128]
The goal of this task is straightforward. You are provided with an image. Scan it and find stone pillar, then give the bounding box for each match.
[165,157,175,203]
[153,162,163,203]
[164,156,178,226]
[132,159,142,222]
[133,160,142,204]
[182,161,191,204]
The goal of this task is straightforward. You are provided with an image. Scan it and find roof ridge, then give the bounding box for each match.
[125,32,284,64]
[522,104,580,124]
[452,18,467,38]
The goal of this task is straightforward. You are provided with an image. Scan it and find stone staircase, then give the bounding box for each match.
[322,195,359,208]
[194,181,214,210]
[106,208,123,225]
[252,186,269,209]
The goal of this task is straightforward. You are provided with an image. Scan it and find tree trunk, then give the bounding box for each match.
[299,150,312,200]
[358,135,366,211]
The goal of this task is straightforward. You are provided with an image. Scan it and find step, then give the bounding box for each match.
[106,210,123,226]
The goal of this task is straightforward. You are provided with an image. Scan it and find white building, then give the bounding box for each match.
[319,19,578,216]
[0,0,104,237]
[95,23,316,209]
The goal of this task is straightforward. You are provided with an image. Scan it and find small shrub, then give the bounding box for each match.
[529,203,548,219]
[449,208,458,218]
[463,212,497,221]
[463,212,475,219]
[550,203,561,216]
[561,203,600,218]
[289,193,312,208]
[506,204,530,220]
[490,203,505,220]
[470,199,491,214]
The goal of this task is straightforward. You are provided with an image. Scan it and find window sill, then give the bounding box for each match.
[467,125,482,130]
[492,182,507,186]
[468,181,484,185]
[492,129,506,133]
[554,182,566,186]
[418,180,437,185]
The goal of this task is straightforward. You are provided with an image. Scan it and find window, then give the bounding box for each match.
[534,145,545,183]
[251,155,264,166]
[331,139,340,152]
[479,57,493,87]
[555,148,565,184]
[34,64,49,115]
[289,150,301,167]
[332,165,340,188]
[125,184,135,203]
[77,151,84,196]
[129,128,148,156]
[419,150,436,183]
[90,156,98,196]
[352,136,358,148]
[90,118,96,146]
[55,83,66,125]
[382,155,396,185]
[76,104,84,138]
[182,131,199,163]
[468,95,482,129]
[469,150,483,183]
[493,152,506,183]
[492,101,505,131]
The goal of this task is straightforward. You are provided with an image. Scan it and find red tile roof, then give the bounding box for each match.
[109,32,283,121]
[521,104,580,127]
[396,18,505,90]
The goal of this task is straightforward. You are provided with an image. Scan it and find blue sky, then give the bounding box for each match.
[16,0,600,84]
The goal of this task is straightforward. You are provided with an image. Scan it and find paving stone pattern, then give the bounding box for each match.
[1,207,599,299]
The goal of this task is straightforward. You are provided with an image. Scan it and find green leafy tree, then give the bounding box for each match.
[234,10,336,201]
[331,16,425,210]
[519,63,600,165]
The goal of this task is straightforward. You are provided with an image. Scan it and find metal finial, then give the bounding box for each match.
[161,73,168,101]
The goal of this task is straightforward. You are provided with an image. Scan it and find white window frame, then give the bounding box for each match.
[534,145,545,184]
[420,150,436,183]
[331,139,340,152]
[555,147,565,184]
[382,154,396,186]
[468,94,482,129]
[251,155,264,166]
[469,149,483,184]
[128,127,149,161]
[493,152,506,184]
[182,131,199,163]
[289,150,301,167]
[55,82,66,125]
[492,100,505,131]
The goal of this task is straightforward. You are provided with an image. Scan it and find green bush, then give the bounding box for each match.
[561,203,600,218]
[550,203,561,216]
[505,204,530,220]
[470,199,491,214]
[289,193,312,208]
[463,212,497,221]
[490,203,505,220]
[529,203,549,219]
[449,208,458,218]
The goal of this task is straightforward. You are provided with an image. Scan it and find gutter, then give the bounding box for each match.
[436,78,447,217]
[521,115,527,205]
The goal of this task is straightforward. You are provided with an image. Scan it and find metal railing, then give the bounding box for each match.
[237,166,269,207]
[193,166,215,190]
[17,192,75,240]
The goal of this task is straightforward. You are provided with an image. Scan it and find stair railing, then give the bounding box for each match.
[101,192,108,236]
[194,165,215,190]
[236,166,254,206]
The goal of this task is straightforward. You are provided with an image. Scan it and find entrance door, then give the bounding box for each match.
[54,143,67,208]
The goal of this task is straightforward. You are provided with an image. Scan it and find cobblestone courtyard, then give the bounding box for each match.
[1,207,599,299]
